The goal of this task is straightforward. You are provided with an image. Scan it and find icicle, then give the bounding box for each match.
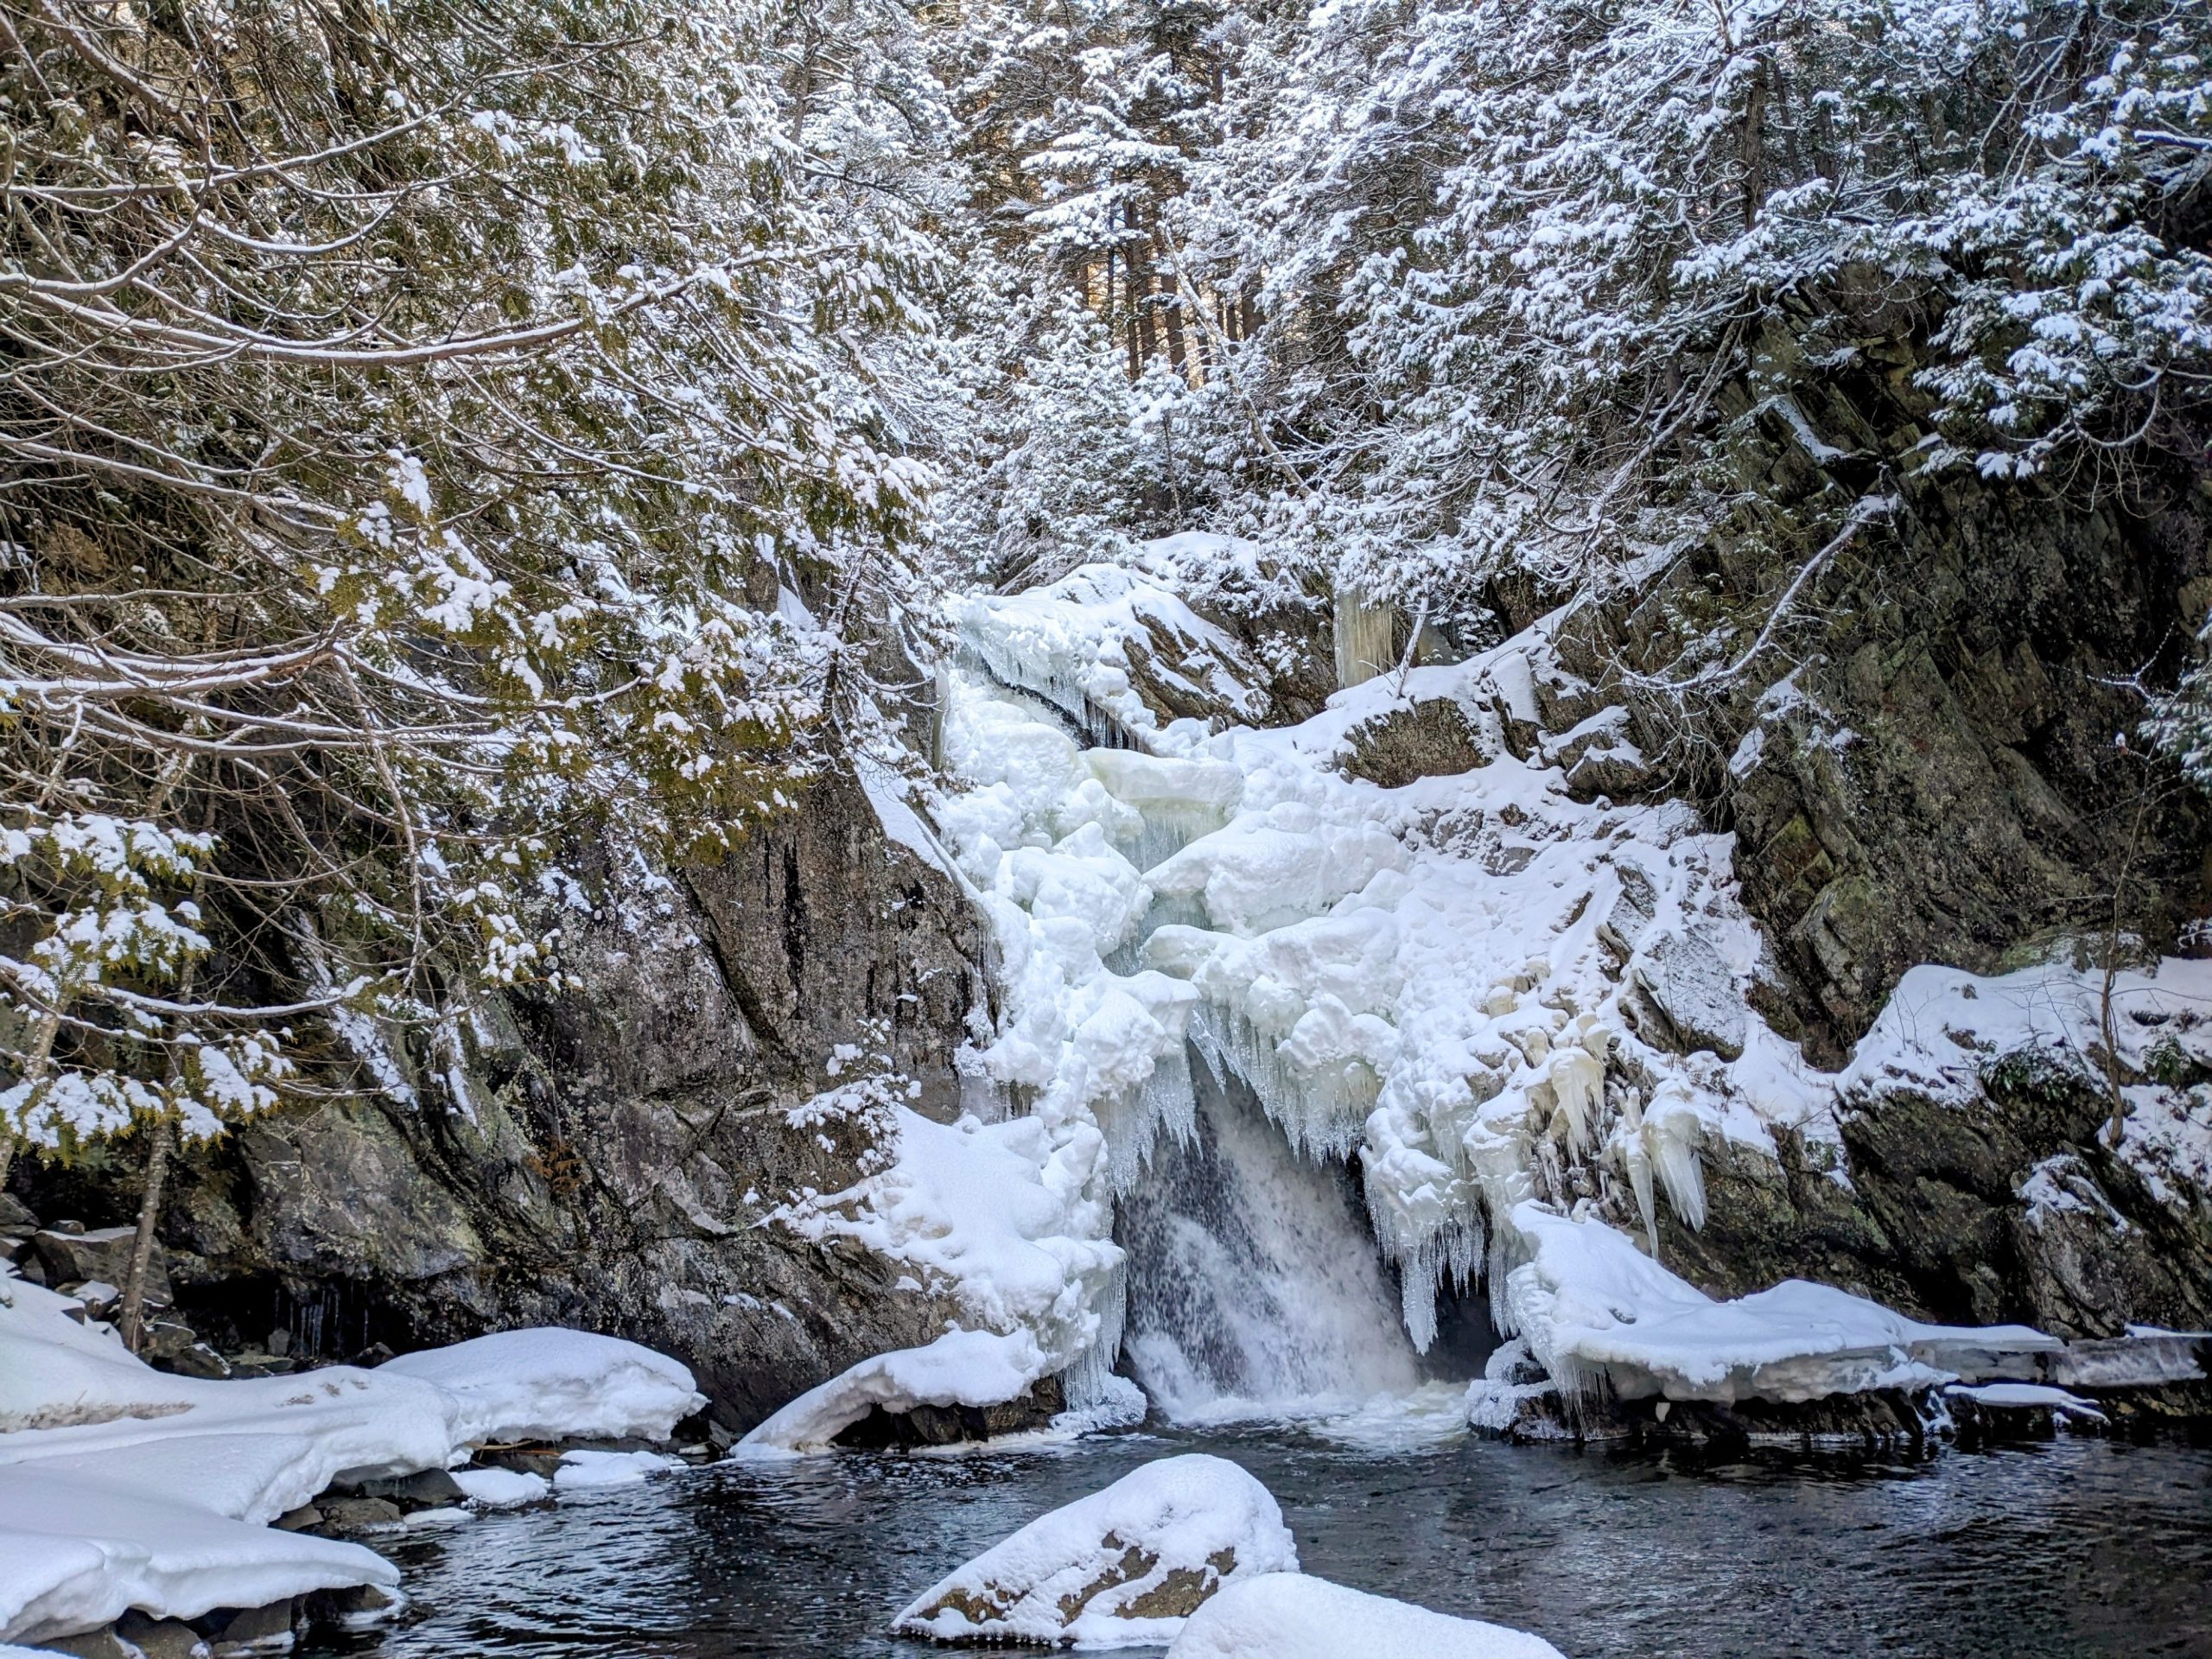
[1333,585,1396,690]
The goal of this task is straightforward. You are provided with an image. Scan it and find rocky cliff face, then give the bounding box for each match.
[18,764,993,1433]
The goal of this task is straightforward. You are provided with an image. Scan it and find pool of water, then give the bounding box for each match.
[317,1422,2212,1659]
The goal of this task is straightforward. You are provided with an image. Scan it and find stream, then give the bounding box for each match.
[314,1428,2212,1658]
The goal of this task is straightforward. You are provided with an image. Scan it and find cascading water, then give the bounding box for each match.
[1116,1047,1425,1419]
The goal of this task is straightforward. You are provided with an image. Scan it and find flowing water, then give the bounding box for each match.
[315,1428,2212,1658]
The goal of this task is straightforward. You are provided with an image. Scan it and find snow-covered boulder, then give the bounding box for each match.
[1166,1574,1567,1659]
[737,1327,1049,1455]
[893,1453,1297,1648]
[379,1328,704,1443]
[1505,1204,2058,1406]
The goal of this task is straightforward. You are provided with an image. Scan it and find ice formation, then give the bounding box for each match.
[1166,1572,1568,1659]
[0,1264,702,1643]
[915,544,2155,1424]
[893,1452,1298,1649]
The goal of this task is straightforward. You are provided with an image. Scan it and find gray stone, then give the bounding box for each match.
[316,1497,404,1533]
[359,1467,467,1507]
[116,1611,212,1659]
[0,1192,35,1235]
[33,1226,171,1305]
[39,1630,134,1659]
[207,1600,294,1656]
[271,1505,322,1532]
[1632,928,1749,1060]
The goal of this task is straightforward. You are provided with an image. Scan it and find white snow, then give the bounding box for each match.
[893,1453,1297,1649]
[449,1465,550,1507]
[379,1328,704,1442]
[1503,1203,2056,1406]
[0,1264,702,1643]
[1947,1382,2105,1419]
[737,1327,1050,1455]
[1166,1573,1567,1659]
[550,1449,684,1490]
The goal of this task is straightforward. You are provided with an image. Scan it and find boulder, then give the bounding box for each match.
[115,1611,211,1659]
[893,1454,1297,1648]
[32,1226,172,1305]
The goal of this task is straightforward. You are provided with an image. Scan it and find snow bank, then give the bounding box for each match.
[380,1328,704,1443]
[0,1264,702,1643]
[1,1468,398,1643]
[1504,1204,2056,1406]
[737,1328,1049,1455]
[893,1453,1297,1649]
[1166,1573,1567,1659]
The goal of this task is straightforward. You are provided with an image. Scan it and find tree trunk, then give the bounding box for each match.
[118,1116,172,1352]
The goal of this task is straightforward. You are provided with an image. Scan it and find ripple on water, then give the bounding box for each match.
[309,1431,2212,1659]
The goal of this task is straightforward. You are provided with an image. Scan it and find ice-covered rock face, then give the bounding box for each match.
[893,1453,1297,1649]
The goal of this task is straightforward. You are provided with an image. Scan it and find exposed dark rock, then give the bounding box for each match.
[31,1225,170,1304]
[831,1373,1066,1450]
[115,1611,211,1659]
[201,1600,294,1656]
[1338,696,1486,788]
[315,1497,404,1533]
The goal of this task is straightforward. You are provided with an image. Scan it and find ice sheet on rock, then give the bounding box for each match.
[1947,1382,2105,1418]
[450,1466,550,1508]
[953,557,1269,745]
[551,1449,685,1490]
[380,1328,705,1443]
[893,1453,1296,1649]
[736,1328,1050,1456]
[1165,1573,1567,1659]
[1503,1204,2056,1406]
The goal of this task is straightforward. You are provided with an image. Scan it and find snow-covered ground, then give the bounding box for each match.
[0,1265,701,1644]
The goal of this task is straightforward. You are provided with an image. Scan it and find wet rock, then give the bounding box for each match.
[40,1630,136,1659]
[833,1372,1066,1450]
[271,1505,322,1531]
[358,1467,467,1507]
[316,1497,404,1533]
[115,1611,211,1659]
[302,1584,399,1630]
[204,1600,295,1656]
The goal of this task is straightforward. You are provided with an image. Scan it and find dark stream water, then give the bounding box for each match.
[315,1424,2212,1659]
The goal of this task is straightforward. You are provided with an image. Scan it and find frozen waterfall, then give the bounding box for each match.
[1117,1045,1428,1419]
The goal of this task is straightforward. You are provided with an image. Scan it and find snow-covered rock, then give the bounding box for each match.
[450,1465,550,1508]
[0,1263,702,1643]
[737,1328,1051,1455]
[1165,1573,1567,1659]
[380,1328,704,1443]
[1505,1204,2056,1406]
[893,1453,1297,1649]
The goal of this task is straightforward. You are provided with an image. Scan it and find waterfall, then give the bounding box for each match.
[1116,1045,1424,1419]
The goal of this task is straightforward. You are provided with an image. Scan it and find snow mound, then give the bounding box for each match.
[736,1328,1050,1456]
[1166,1573,1567,1659]
[551,1449,684,1490]
[0,1264,697,1643]
[893,1453,1297,1649]
[380,1328,704,1442]
[1506,1203,2056,1406]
